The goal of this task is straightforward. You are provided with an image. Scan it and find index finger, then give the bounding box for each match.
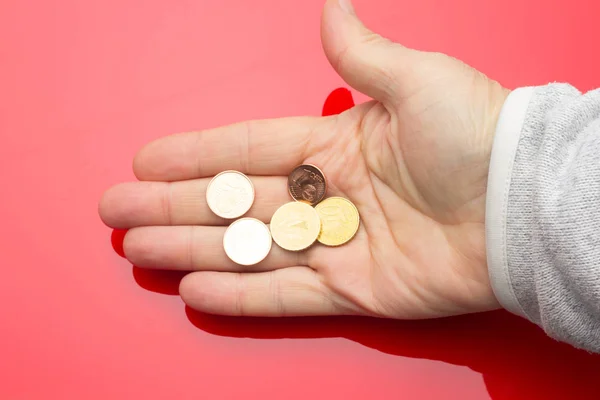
[133,116,324,181]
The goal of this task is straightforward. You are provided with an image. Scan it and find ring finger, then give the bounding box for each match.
[123,225,308,272]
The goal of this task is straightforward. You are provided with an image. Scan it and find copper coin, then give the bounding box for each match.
[287,164,327,205]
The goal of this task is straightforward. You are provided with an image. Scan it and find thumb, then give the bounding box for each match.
[320,0,419,105]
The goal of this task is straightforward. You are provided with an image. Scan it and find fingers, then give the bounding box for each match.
[99,176,289,229]
[179,267,341,316]
[320,0,419,104]
[133,117,323,181]
[123,225,307,272]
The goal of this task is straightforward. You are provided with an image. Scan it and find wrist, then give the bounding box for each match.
[484,83,512,170]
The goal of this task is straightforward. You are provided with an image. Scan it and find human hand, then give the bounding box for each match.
[99,0,509,319]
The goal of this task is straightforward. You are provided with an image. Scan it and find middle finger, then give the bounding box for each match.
[100,176,289,228]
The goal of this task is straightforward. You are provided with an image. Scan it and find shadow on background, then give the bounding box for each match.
[128,254,600,400]
[184,309,600,400]
[114,89,600,400]
[132,267,186,296]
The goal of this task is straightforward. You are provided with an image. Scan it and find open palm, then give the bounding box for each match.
[100,0,508,319]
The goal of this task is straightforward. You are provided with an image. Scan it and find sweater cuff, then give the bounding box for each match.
[485,86,535,318]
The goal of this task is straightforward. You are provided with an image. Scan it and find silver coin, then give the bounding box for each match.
[206,170,255,219]
[223,218,272,266]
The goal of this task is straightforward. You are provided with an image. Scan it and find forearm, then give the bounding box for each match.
[486,83,600,353]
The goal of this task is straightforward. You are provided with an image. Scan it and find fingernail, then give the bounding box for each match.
[339,0,355,15]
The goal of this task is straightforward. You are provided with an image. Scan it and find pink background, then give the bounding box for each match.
[1,0,599,399]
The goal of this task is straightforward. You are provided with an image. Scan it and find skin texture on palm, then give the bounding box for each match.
[99,0,508,319]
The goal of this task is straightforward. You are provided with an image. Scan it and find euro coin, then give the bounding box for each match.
[270,201,321,251]
[206,170,254,219]
[315,197,360,246]
[223,218,272,265]
[287,164,327,205]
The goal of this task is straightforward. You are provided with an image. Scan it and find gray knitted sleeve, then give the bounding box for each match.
[486,84,600,353]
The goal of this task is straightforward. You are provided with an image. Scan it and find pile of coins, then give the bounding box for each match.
[206,165,360,266]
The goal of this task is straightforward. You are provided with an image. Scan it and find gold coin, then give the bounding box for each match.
[269,202,321,251]
[315,197,360,246]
